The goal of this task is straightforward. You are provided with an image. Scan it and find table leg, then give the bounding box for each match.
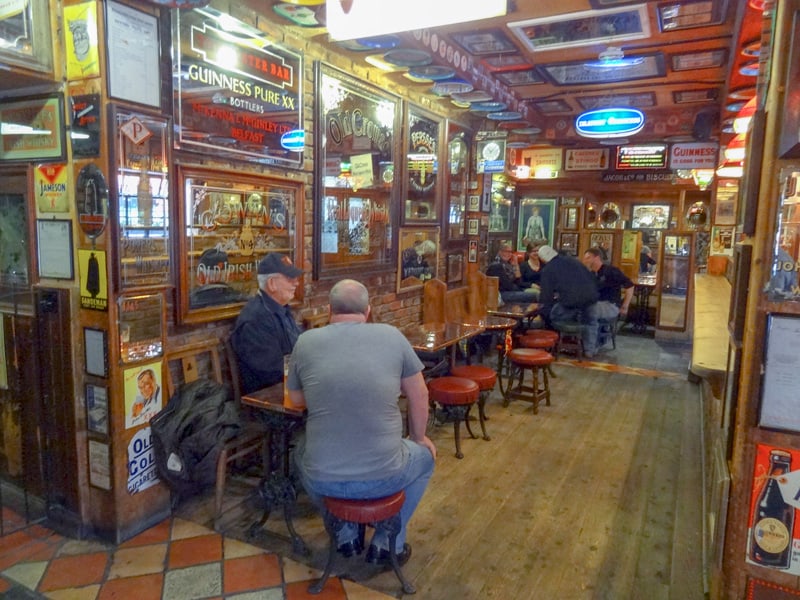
[249,422,309,555]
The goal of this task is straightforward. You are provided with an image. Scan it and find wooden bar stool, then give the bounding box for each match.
[428,376,480,458]
[503,348,554,414]
[518,329,559,378]
[309,491,415,595]
[518,329,559,352]
[553,322,584,358]
[449,364,497,441]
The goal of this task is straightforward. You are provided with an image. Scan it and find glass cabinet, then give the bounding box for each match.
[658,234,692,330]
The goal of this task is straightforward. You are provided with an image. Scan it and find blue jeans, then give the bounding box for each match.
[501,290,539,304]
[293,437,435,552]
[551,302,599,355]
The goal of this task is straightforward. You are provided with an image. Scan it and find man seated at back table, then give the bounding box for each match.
[286,279,436,566]
[536,245,600,357]
[582,246,634,324]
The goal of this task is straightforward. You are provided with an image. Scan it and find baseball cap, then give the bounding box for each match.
[537,245,558,262]
[257,253,303,278]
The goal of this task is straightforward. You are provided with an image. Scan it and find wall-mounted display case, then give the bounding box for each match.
[314,62,400,278]
[445,121,470,245]
[111,108,172,290]
[176,167,301,324]
[488,174,513,235]
[658,233,692,331]
[404,107,442,224]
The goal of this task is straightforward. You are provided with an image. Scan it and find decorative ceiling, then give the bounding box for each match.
[266,0,765,148]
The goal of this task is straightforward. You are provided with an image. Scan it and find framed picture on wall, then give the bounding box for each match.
[468,240,478,263]
[560,205,579,230]
[517,197,557,248]
[589,232,614,262]
[467,218,480,235]
[397,227,439,293]
[559,232,579,256]
[714,181,738,225]
[176,167,302,324]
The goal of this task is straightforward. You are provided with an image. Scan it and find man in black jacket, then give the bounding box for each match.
[537,245,600,357]
[231,253,302,393]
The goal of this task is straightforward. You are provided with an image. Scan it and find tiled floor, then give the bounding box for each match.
[0,507,392,599]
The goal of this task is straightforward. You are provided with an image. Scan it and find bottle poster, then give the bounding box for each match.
[746,444,800,573]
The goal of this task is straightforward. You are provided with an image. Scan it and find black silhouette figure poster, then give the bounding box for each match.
[79,248,108,310]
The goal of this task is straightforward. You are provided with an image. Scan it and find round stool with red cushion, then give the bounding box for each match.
[450,364,497,441]
[503,348,554,414]
[518,329,559,378]
[518,329,559,351]
[428,376,480,458]
[309,491,415,595]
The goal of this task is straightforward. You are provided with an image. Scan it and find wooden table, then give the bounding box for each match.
[241,384,308,555]
[406,321,485,378]
[488,302,539,323]
[631,275,657,334]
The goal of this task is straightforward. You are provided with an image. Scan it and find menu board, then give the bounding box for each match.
[616,145,668,170]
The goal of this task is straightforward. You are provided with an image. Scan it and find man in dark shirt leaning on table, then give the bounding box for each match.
[286,279,436,566]
[537,245,600,357]
[231,253,302,394]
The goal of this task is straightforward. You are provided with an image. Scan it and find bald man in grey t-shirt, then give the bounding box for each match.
[287,279,435,565]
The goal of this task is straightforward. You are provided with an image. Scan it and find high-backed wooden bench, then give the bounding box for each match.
[423,274,500,324]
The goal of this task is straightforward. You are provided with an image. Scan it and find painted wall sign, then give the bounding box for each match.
[564,148,609,171]
[75,163,109,238]
[70,94,101,157]
[0,96,65,161]
[515,147,563,176]
[127,427,159,494]
[174,9,303,167]
[602,172,675,183]
[64,2,100,80]
[575,108,645,139]
[35,164,69,213]
[668,142,719,169]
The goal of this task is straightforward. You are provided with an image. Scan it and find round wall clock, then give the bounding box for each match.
[482,141,501,161]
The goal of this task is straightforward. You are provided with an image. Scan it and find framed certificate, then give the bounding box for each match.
[36,220,74,279]
[105,2,161,108]
[84,327,108,378]
[759,314,800,432]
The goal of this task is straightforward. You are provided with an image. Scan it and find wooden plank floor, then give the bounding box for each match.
[180,334,704,599]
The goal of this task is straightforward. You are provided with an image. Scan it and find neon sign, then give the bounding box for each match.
[575,108,645,139]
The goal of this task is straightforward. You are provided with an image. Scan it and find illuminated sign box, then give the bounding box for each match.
[616,145,667,170]
[575,108,644,139]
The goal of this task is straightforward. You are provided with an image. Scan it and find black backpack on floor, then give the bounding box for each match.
[150,378,241,499]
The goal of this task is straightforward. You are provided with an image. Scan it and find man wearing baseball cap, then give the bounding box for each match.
[232,253,303,393]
